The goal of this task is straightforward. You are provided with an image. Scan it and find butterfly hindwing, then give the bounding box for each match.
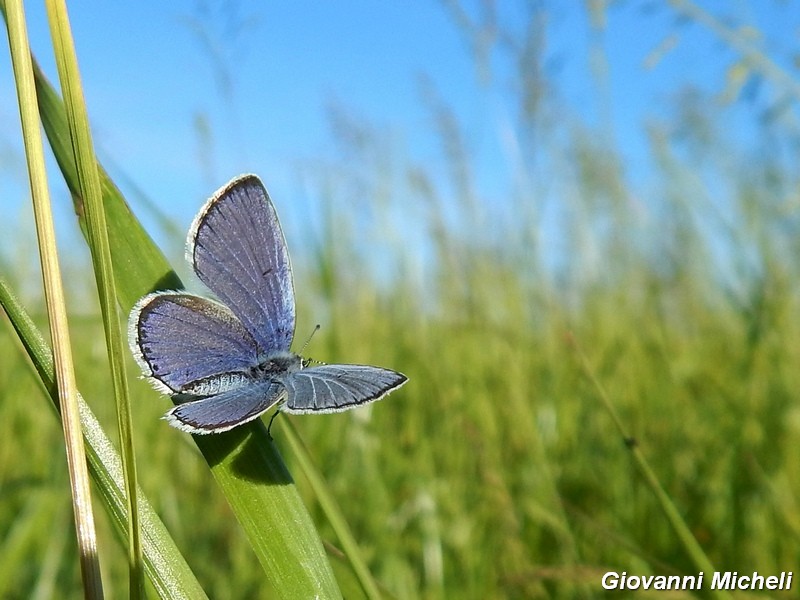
[282,364,407,414]
[165,380,287,434]
[129,292,258,394]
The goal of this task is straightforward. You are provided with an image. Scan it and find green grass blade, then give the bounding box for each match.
[43,0,143,595]
[0,277,209,600]
[572,335,733,600]
[32,40,343,600]
[32,58,181,311]
[3,1,103,596]
[280,418,384,600]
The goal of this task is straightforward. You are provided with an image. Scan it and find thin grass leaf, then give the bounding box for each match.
[280,418,384,600]
[0,277,208,600]
[32,33,343,600]
[42,0,143,594]
[324,544,399,600]
[571,334,733,600]
[32,56,182,308]
[3,1,103,596]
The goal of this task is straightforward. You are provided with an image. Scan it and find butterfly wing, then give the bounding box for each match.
[281,364,407,414]
[164,380,287,434]
[129,292,258,394]
[188,174,295,355]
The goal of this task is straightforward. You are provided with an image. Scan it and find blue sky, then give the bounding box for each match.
[1,1,798,283]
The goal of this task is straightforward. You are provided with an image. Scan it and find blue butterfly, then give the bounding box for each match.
[129,174,407,434]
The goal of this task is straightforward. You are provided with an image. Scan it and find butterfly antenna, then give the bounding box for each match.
[299,324,321,354]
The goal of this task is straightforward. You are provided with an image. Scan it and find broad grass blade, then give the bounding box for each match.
[0,278,208,600]
[33,55,343,600]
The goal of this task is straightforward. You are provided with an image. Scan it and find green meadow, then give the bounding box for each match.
[2,3,799,599]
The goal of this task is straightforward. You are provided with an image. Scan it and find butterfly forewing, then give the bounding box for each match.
[130,292,259,393]
[282,364,407,414]
[165,380,287,434]
[188,175,295,355]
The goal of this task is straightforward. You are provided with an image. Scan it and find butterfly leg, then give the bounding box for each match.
[266,408,282,437]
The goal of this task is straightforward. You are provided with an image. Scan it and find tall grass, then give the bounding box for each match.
[2,2,800,598]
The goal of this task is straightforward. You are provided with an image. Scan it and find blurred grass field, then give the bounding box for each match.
[3,3,800,599]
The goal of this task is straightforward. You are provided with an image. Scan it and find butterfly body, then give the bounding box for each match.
[249,351,305,379]
[129,174,406,434]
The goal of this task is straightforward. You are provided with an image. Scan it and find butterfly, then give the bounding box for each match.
[129,174,407,434]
